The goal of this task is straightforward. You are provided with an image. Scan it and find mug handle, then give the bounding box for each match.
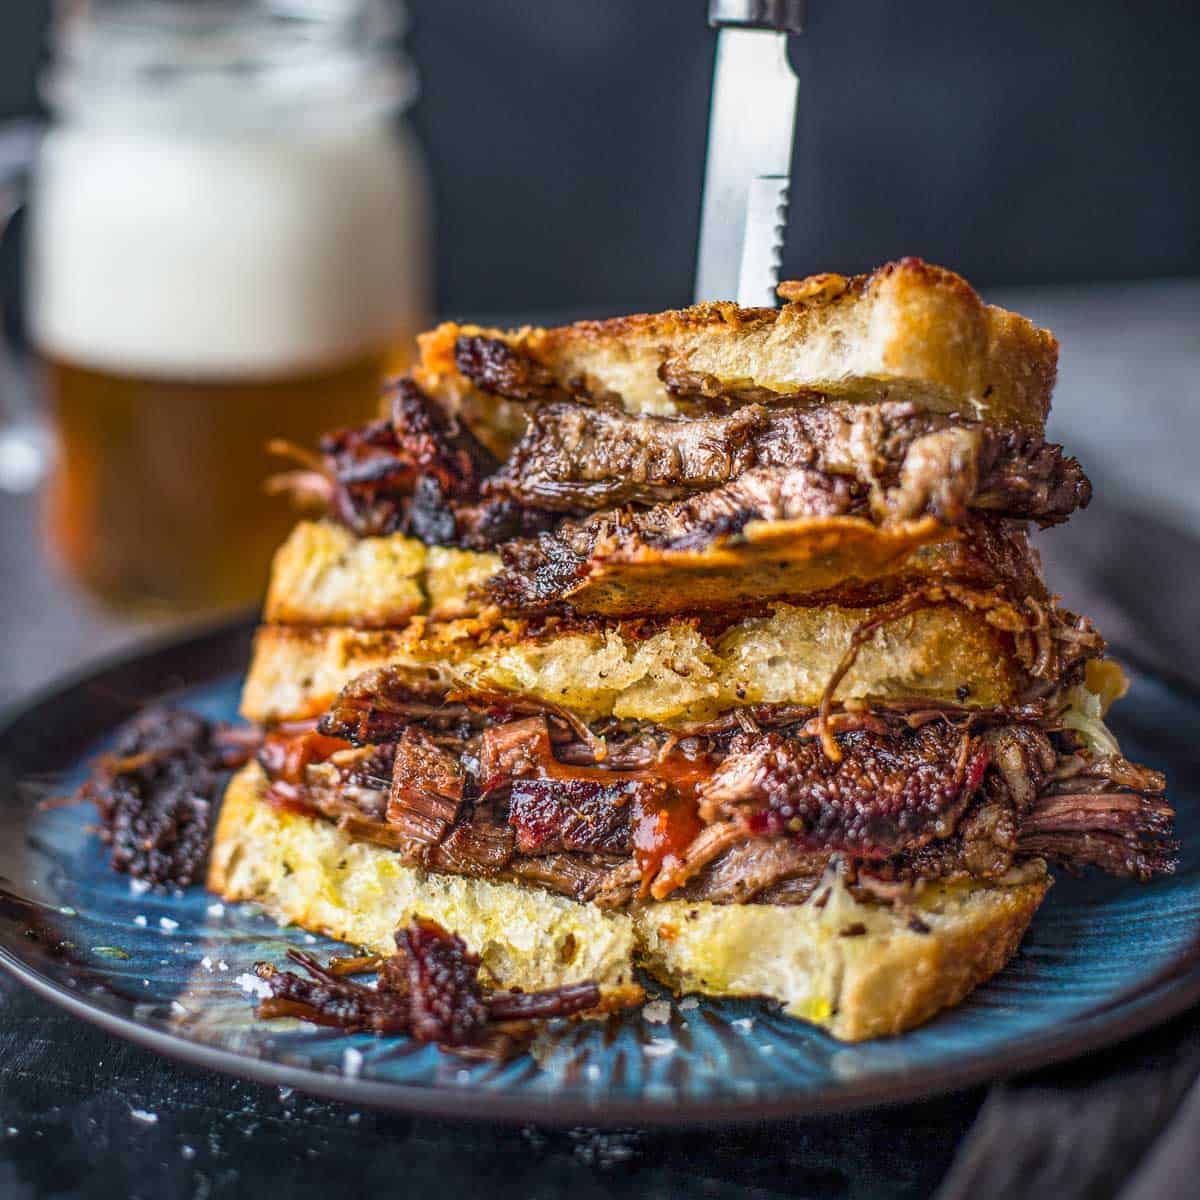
[0,118,50,494]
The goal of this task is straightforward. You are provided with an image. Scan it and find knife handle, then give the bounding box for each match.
[708,0,806,34]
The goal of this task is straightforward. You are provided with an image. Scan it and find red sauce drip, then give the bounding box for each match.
[481,717,716,797]
[260,729,351,785]
[631,791,704,894]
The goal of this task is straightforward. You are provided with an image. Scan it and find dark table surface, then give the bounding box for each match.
[2,279,1199,1199]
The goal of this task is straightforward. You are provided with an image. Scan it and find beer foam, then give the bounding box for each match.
[28,123,427,378]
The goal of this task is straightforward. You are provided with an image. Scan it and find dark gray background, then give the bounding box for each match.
[1,0,1197,313]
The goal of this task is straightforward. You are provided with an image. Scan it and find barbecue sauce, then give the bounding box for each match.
[631,791,704,895]
[260,729,351,785]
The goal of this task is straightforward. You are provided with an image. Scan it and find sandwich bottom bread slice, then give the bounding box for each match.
[210,761,1051,1042]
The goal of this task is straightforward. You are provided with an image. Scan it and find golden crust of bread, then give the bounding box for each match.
[240,599,1026,726]
[264,521,426,627]
[416,258,1056,430]
[210,763,1050,1041]
[263,521,500,627]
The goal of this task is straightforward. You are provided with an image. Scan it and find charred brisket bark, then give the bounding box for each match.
[696,726,989,859]
[254,918,600,1059]
[275,378,555,547]
[454,334,568,404]
[80,707,257,886]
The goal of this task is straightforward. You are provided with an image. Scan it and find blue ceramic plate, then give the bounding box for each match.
[0,620,1197,1125]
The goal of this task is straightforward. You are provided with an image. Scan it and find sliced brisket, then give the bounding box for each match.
[489,399,1090,525]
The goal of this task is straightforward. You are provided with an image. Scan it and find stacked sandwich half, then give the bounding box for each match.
[210,259,1173,1040]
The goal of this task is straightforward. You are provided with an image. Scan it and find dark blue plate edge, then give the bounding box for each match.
[0,616,1197,1128]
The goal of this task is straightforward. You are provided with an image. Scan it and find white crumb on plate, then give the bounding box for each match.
[170,1000,189,1018]
[643,1039,676,1057]
[130,1109,158,1124]
[641,999,671,1024]
[679,996,700,1010]
[205,902,225,918]
[158,917,179,932]
[200,956,213,971]
[235,973,272,1000]
[217,961,229,972]
[129,878,151,896]
[133,915,148,928]
[342,1048,364,1078]
[303,934,318,945]
[731,1017,755,1033]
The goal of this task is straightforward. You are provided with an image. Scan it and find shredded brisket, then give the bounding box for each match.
[254,918,600,1059]
[261,694,1174,907]
[489,399,1090,525]
[1018,754,1174,880]
[80,707,258,886]
[387,728,466,845]
[270,378,554,548]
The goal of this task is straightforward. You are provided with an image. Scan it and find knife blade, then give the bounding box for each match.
[693,1,804,307]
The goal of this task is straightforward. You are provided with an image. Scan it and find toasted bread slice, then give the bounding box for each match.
[240,599,1028,726]
[210,763,1050,1040]
[264,521,499,627]
[417,259,1056,431]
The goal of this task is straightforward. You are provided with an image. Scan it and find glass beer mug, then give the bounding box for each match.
[26,0,429,612]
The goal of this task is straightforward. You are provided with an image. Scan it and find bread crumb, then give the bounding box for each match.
[641,1000,671,1024]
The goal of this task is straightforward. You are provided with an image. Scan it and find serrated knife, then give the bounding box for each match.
[693,0,805,307]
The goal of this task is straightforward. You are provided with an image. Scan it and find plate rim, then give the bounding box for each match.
[1,616,1198,1126]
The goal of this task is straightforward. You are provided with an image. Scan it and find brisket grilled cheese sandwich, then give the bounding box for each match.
[210,258,1173,1040]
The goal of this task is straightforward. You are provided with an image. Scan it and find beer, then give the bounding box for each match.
[42,354,387,612]
[27,0,428,612]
